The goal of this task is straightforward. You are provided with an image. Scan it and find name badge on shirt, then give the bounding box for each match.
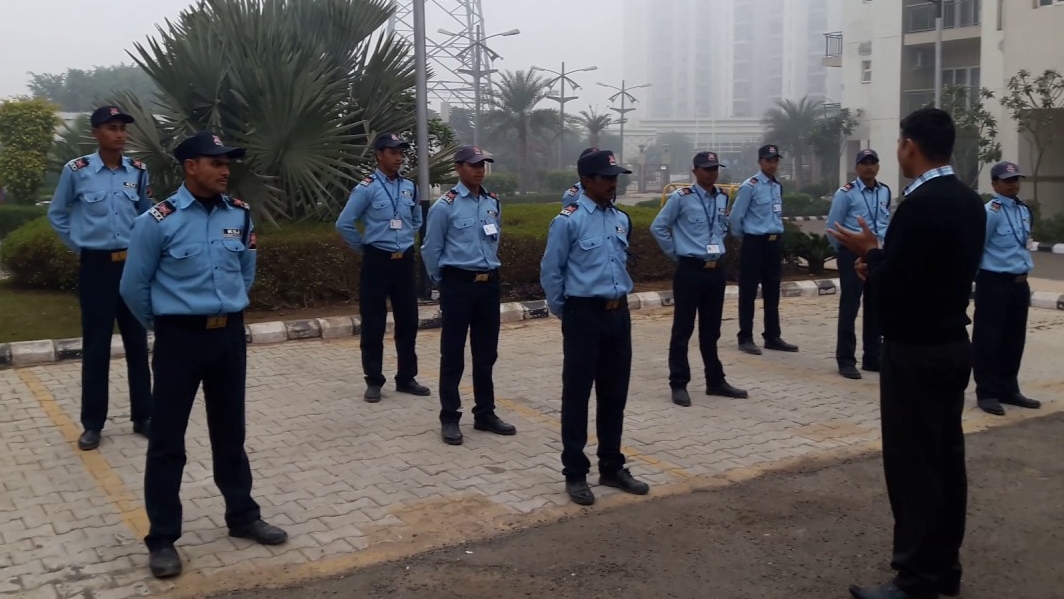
[389,219,403,230]
[223,228,243,238]
[773,203,782,214]
[707,244,721,254]
[483,223,499,236]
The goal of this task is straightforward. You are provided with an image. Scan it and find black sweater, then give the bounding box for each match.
[865,174,986,345]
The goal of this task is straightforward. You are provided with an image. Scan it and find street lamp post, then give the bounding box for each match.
[531,62,597,169]
[413,0,432,300]
[931,0,943,108]
[439,26,520,147]
[597,80,650,166]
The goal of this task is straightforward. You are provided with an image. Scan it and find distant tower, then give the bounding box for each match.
[388,0,493,109]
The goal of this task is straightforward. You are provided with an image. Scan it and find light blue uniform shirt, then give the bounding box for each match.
[561,182,582,205]
[335,169,422,253]
[540,194,634,315]
[420,181,502,283]
[727,171,783,237]
[650,185,730,261]
[47,152,153,252]
[119,185,256,330]
[980,194,1034,275]
[826,179,892,250]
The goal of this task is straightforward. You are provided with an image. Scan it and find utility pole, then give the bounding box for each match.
[413,0,432,300]
[533,62,597,169]
[932,0,943,108]
[443,26,521,148]
[598,80,650,165]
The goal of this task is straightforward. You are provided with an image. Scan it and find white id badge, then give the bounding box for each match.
[707,244,721,254]
[773,203,782,213]
[483,223,498,236]
[389,219,403,230]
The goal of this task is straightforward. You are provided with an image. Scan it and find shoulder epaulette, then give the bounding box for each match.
[563,185,579,197]
[747,177,758,185]
[442,189,458,204]
[560,204,578,216]
[358,175,375,187]
[68,156,90,171]
[679,187,694,195]
[841,182,855,192]
[148,200,176,222]
[488,191,498,200]
[989,201,1001,212]
[130,158,147,171]
[230,197,251,211]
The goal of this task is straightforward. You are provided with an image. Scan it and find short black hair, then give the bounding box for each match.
[900,107,955,163]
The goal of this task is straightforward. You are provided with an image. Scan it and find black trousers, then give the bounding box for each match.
[144,313,260,551]
[668,259,726,389]
[560,298,632,479]
[835,247,882,368]
[972,270,1030,400]
[737,234,782,342]
[359,247,419,387]
[880,339,970,596]
[78,250,151,431]
[438,268,500,424]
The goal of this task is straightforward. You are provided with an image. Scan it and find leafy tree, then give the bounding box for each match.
[1001,69,1064,203]
[643,131,695,171]
[577,105,613,148]
[27,65,158,112]
[937,84,1001,188]
[49,114,98,172]
[481,69,560,190]
[0,97,60,204]
[763,97,823,187]
[807,107,862,185]
[446,106,475,145]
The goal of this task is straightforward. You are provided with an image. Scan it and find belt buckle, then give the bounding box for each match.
[703,260,717,269]
[1015,274,1027,283]
[474,273,489,282]
[768,234,778,241]
[111,250,128,262]
[604,299,621,310]
[390,252,404,260]
[205,315,228,329]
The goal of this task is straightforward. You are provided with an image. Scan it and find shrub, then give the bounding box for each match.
[543,170,576,192]
[1033,213,1064,244]
[782,192,831,218]
[485,172,519,196]
[0,216,78,290]
[0,205,47,239]
[504,193,563,205]
[799,181,835,200]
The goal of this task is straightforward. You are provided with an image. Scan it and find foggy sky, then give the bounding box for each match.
[0,0,626,113]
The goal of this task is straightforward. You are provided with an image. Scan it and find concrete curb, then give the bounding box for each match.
[2,277,1063,369]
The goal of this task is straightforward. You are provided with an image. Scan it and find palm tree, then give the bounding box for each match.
[115,0,454,223]
[577,105,613,148]
[481,70,559,190]
[762,97,823,187]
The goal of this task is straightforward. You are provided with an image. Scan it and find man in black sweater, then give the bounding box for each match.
[830,108,986,599]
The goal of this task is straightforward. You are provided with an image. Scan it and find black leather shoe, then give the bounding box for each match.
[229,519,288,545]
[474,415,517,435]
[707,382,748,399]
[441,422,463,445]
[566,479,595,505]
[132,419,150,438]
[671,388,691,407]
[849,582,931,599]
[396,380,431,396]
[840,365,862,380]
[78,429,101,451]
[1002,392,1041,409]
[738,340,762,355]
[599,468,650,495]
[764,337,799,352]
[149,545,182,579]
[862,358,880,372]
[978,397,1005,416]
[364,385,382,403]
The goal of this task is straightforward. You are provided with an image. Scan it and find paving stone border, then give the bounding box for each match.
[3,276,1062,370]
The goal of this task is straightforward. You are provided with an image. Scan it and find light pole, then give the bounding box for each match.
[931,0,943,108]
[413,0,432,300]
[531,62,597,169]
[439,26,520,148]
[597,80,650,165]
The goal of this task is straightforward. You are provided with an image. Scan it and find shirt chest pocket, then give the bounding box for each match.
[686,212,708,225]
[578,236,603,254]
[452,217,476,235]
[371,199,392,214]
[122,189,140,203]
[166,243,206,277]
[80,191,109,216]
[995,224,1024,243]
[753,189,775,205]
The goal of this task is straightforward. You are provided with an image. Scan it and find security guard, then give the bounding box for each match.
[561,147,600,204]
[651,151,748,406]
[120,131,287,579]
[540,149,650,506]
[972,161,1041,416]
[827,149,891,379]
[728,144,799,355]
[336,133,430,402]
[421,145,517,446]
[47,105,152,451]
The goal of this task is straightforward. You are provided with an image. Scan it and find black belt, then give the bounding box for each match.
[679,256,720,270]
[442,267,499,283]
[979,269,1028,284]
[156,312,244,330]
[744,233,782,242]
[81,248,128,263]
[365,246,412,260]
[565,296,628,311]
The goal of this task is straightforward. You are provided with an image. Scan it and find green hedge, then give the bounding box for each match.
[0,205,48,239]
[0,217,79,290]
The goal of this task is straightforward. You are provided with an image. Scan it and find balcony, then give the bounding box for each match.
[823,31,842,68]
[904,0,981,44]
[902,86,979,114]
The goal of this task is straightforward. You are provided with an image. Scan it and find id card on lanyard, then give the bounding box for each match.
[696,187,721,255]
[377,177,402,229]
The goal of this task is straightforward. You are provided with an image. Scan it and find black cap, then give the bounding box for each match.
[90,106,134,128]
[374,132,410,151]
[454,145,493,164]
[580,147,599,159]
[693,151,724,169]
[758,144,782,159]
[173,131,247,162]
[990,161,1025,179]
[577,150,632,177]
[855,148,879,165]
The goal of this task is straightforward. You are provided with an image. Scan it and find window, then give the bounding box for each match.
[1038,0,1064,6]
[862,60,873,83]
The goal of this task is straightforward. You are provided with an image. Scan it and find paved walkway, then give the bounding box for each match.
[2,297,1063,599]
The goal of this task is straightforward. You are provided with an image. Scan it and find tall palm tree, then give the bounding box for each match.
[762,97,823,187]
[481,69,559,190]
[577,105,613,148]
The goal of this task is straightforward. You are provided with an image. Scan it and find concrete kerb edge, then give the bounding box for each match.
[6,277,1064,368]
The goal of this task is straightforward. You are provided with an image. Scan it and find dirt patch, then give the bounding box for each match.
[212,414,1064,599]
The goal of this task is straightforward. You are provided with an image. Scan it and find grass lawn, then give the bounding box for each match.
[0,280,83,343]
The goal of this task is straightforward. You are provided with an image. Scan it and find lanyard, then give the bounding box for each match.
[859,183,880,233]
[693,186,718,238]
[376,176,401,218]
[1000,200,1028,248]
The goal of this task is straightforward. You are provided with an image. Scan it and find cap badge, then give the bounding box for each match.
[471,146,482,154]
[608,154,617,165]
[212,135,223,146]
[768,146,776,153]
[109,107,119,115]
[391,134,400,140]
[1006,164,1016,172]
